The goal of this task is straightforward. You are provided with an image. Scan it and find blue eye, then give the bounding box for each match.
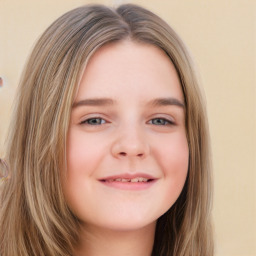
[149,118,174,125]
[81,118,106,125]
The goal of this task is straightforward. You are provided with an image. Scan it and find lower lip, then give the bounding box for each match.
[99,180,157,190]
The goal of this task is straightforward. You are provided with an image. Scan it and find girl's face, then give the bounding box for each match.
[64,41,189,232]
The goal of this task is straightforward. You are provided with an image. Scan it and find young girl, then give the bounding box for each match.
[0,4,214,256]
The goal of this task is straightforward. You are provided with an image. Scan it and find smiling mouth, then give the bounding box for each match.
[99,177,156,190]
[99,173,157,190]
[102,177,154,183]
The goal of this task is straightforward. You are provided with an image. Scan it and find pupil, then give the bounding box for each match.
[155,119,164,125]
[90,118,100,124]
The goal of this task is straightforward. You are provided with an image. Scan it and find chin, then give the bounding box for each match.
[81,212,158,233]
[99,219,156,232]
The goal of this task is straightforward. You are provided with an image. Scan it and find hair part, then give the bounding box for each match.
[0,4,213,256]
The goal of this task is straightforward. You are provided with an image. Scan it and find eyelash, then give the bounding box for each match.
[148,118,175,126]
[80,118,106,125]
[80,117,175,126]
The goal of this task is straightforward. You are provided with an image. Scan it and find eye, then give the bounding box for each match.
[81,118,106,125]
[149,118,174,126]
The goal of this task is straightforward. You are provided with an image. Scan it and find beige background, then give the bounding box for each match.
[0,0,255,255]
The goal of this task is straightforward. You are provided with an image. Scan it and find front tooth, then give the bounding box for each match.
[113,177,149,182]
[121,178,130,182]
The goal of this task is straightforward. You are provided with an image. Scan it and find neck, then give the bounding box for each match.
[74,222,156,256]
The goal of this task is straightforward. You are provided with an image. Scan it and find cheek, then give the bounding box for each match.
[154,133,189,202]
[155,131,188,170]
[66,129,104,177]
[64,130,104,217]
[64,130,100,199]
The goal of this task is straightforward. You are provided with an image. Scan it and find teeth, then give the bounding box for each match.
[139,177,148,182]
[121,178,130,182]
[106,177,149,182]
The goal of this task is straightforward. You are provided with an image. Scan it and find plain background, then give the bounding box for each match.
[0,0,255,255]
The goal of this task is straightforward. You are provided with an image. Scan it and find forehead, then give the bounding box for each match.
[76,40,184,102]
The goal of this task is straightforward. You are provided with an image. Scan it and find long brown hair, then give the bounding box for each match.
[0,4,213,255]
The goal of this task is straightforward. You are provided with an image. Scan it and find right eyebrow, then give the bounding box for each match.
[72,98,116,108]
[147,97,185,108]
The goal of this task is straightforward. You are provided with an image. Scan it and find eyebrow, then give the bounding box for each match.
[72,97,185,109]
[72,98,116,108]
[147,97,185,108]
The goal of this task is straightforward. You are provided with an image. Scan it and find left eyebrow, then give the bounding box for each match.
[72,98,116,108]
[147,97,185,108]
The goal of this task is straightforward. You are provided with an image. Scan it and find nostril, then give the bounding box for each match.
[119,152,144,157]
[0,77,3,87]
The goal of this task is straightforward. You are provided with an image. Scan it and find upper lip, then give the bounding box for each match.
[99,173,157,181]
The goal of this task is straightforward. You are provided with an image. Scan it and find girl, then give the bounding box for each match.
[0,4,213,256]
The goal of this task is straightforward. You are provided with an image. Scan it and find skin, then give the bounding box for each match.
[63,40,189,256]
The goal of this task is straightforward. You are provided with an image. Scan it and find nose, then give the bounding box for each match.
[111,126,150,159]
